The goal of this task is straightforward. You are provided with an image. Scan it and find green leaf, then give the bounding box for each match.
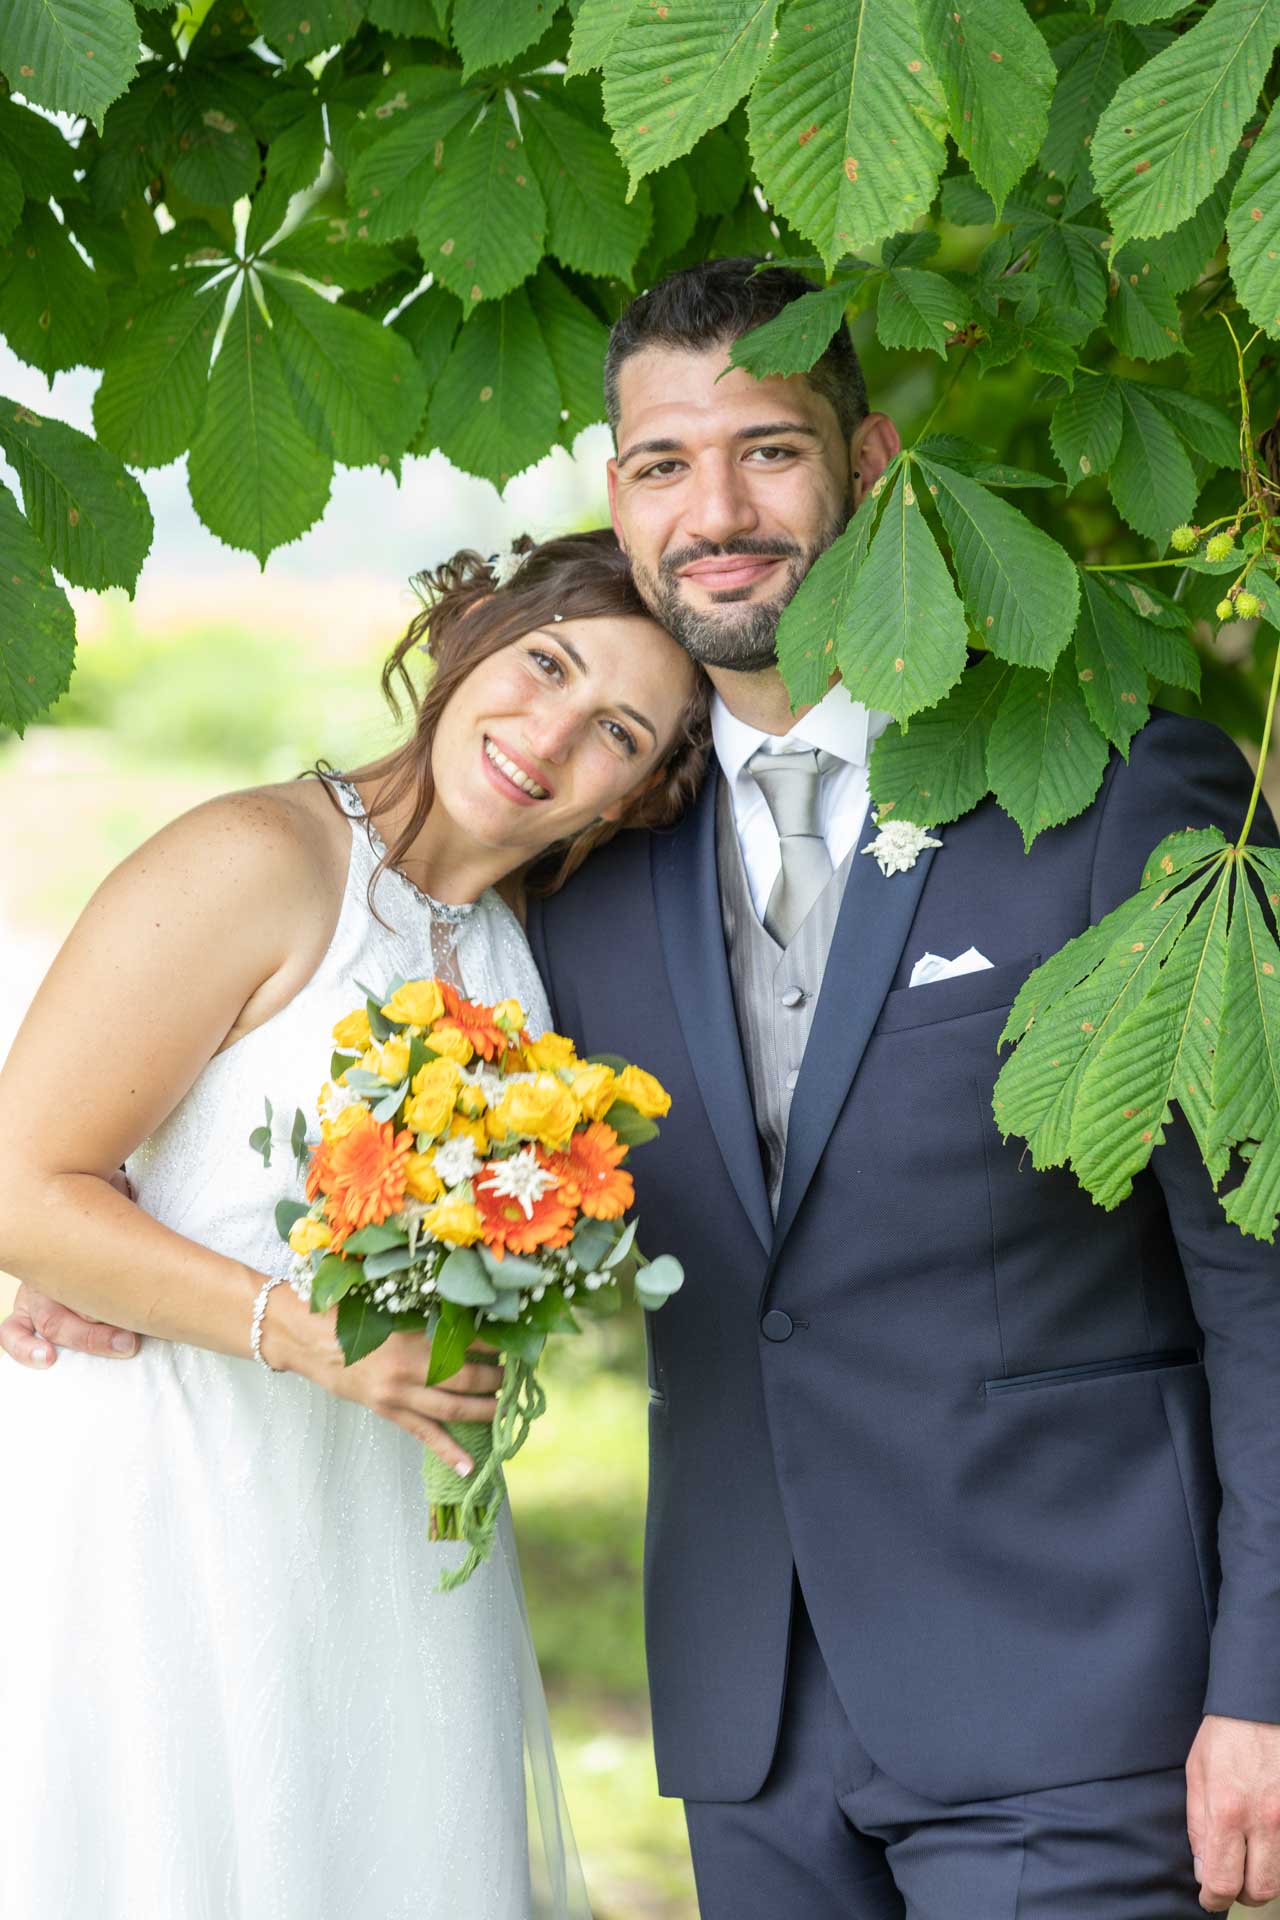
[415,97,547,313]
[567,0,630,71]
[836,467,968,722]
[0,96,78,202]
[366,0,449,32]
[599,0,779,191]
[1139,613,1202,694]
[244,99,328,256]
[1109,379,1197,544]
[1157,166,1236,294]
[916,0,1056,213]
[435,1246,498,1307]
[427,1299,477,1384]
[875,268,970,355]
[1041,23,1126,186]
[427,285,561,488]
[261,272,428,469]
[0,0,140,132]
[165,70,262,208]
[393,282,464,418]
[572,1214,617,1269]
[1069,861,1233,1206]
[1034,223,1108,336]
[344,1223,410,1254]
[1226,95,1280,339]
[1139,384,1240,470]
[602,1099,660,1146]
[993,868,1206,1163]
[522,89,652,282]
[728,277,861,381]
[1110,0,1191,18]
[986,656,1110,850]
[345,71,479,246]
[774,483,887,710]
[93,273,223,467]
[187,286,333,563]
[0,399,153,593]
[918,457,1080,671]
[1214,871,1280,1147]
[0,481,76,734]
[275,1198,311,1240]
[528,260,609,442]
[869,654,1013,829]
[1091,0,1280,252]
[1071,571,1151,756]
[1107,244,1185,359]
[311,1252,359,1310]
[264,218,403,294]
[335,1292,399,1364]
[634,1252,684,1307]
[257,0,367,64]
[1050,374,1123,489]
[489,1319,547,1365]
[452,0,557,76]
[0,150,20,249]
[361,1244,413,1280]
[749,0,948,272]
[0,204,108,381]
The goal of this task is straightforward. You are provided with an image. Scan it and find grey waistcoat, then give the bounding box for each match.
[716,777,854,1215]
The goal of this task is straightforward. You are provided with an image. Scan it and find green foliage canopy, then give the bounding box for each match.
[3,0,1280,1237]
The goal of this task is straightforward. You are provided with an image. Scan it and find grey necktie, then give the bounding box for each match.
[746,746,840,946]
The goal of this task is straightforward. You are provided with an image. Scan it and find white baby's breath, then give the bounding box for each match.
[861,817,943,877]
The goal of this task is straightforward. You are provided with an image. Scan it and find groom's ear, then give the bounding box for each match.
[849,413,901,509]
[606,458,625,550]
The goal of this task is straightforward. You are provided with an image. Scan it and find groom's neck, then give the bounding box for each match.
[705,662,833,736]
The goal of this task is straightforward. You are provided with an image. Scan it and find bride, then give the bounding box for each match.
[0,530,708,1920]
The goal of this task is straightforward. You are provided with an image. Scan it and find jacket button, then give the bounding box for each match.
[761,1309,794,1342]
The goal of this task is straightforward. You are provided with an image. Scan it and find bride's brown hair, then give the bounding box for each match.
[355,529,710,900]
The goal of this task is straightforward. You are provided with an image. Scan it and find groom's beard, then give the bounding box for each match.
[631,500,851,674]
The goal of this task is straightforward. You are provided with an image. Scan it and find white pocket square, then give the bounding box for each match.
[909,947,994,988]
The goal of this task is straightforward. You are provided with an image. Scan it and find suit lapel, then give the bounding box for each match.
[772,839,939,1254]
[651,771,774,1255]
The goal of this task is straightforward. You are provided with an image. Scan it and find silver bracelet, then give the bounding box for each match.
[250,1275,288,1372]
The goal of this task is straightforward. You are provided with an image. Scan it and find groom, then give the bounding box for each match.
[7,257,1280,1916]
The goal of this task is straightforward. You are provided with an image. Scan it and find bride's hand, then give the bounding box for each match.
[263,1289,502,1477]
[0,1282,140,1366]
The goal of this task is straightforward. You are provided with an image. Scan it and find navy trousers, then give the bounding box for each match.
[684,1592,1203,1919]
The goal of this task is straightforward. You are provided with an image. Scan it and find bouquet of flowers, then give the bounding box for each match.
[253,975,683,1587]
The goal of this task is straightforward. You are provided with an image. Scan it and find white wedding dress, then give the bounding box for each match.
[0,777,590,1920]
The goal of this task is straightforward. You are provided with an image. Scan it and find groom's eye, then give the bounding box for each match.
[745,445,797,464]
[638,459,684,479]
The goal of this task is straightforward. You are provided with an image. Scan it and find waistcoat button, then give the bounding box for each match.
[761,1309,794,1342]
[784,1069,800,1091]
[780,986,805,1008]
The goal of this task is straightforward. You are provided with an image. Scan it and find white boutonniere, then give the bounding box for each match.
[861,816,943,877]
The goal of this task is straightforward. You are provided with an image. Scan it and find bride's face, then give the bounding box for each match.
[430,612,697,859]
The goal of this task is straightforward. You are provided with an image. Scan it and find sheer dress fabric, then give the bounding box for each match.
[0,776,589,1920]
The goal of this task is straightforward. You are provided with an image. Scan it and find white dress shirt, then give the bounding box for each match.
[711,682,892,923]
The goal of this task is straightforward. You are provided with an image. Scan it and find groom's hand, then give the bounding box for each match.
[1187,1713,1280,1910]
[0,1282,140,1365]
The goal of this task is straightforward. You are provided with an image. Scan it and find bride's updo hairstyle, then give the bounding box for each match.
[373,527,711,895]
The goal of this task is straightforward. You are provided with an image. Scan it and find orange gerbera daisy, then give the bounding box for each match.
[540,1121,634,1221]
[475,1173,577,1259]
[307,1111,412,1250]
[433,982,508,1061]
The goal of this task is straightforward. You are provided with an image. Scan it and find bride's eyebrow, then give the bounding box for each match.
[537,631,657,743]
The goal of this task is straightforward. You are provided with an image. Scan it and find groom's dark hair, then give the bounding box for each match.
[604,255,869,441]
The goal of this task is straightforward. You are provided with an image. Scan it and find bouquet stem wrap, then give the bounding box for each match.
[421,1356,547,1590]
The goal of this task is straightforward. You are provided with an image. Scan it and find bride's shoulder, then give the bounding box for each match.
[115,779,348,906]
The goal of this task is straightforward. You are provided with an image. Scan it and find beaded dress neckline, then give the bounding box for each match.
[325,774,478,925]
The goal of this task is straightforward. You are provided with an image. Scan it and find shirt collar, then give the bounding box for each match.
[711,679,890,788]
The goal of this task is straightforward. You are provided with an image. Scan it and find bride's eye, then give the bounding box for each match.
[603,718,638,755]
[527,648,563,679]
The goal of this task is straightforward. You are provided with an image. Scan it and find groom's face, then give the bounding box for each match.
[607,344,893,675]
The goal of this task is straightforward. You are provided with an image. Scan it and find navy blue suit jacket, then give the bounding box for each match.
[528,711,1280,1805]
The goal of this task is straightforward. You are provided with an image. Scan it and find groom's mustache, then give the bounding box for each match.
[660,537,804,581]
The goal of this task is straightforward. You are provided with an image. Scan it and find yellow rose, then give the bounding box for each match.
[450,1113,490,1154]
[320,1094,370,1143]
[488,1072,581,1150]
[288,1215,332,1256]
[421,1195,483,1246]
[381,979,444,1027]
[426,1024,474,1066]
[493,997,527,1034]
[404,1058,463,1139]
[523,1030,578,1072]
[404,1150,443,1203]
[332,1007,371,1051]
[456,1081,488,1119]
[563,1060,618,1122]
[369,1034,411,1083]
[613,1065,672,1119]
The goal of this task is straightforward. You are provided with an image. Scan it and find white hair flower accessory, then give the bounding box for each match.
[861,816,943,877]
[489,548,525,589]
